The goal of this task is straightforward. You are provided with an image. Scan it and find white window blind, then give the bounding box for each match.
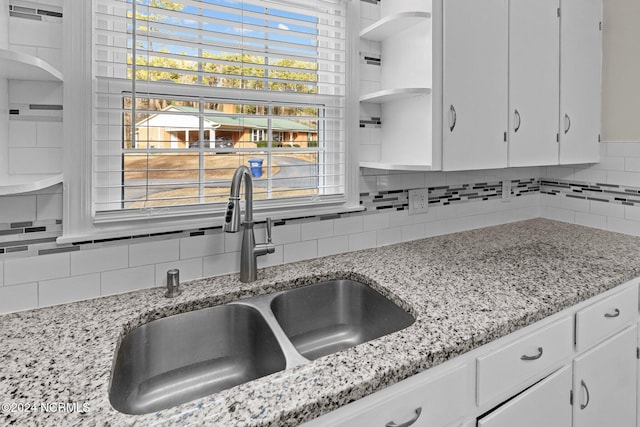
[94,0,346,218]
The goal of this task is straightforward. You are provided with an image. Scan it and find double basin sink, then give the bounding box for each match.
[109,279,415,415]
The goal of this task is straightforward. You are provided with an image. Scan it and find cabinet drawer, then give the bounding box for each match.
[302,363,469,427]
[476,316,573,406]
[477,365,572,427]
[575,285,638,353]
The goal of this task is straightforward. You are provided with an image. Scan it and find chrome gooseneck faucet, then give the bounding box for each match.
[224,165,275,282]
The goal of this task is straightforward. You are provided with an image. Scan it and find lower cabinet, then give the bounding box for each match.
[477,365,572,427]
[573,325,637,427]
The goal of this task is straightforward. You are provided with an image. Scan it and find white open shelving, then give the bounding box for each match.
[0,173,63,196]
[0,48,63,82]
[359,87,431,104]
[360,11,431,42]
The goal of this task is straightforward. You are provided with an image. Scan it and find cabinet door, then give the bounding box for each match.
[442,0,508,171]
[508,0,560,167]
[477,365,572,427]
[558,0,602,164]
[573,325,637,427]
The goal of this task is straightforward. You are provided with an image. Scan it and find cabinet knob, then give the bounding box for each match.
[449,105,457,132]
[385,407,422,427]
[604,308,620,318]
[514,109,521,133]
[520,347,543,361]
[564,113,571,134]
[580,379,590,410]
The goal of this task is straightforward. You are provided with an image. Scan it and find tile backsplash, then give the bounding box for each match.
[3,140,640,315]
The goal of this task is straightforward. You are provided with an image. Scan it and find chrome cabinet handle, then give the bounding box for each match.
[449,105,457,132]
[604,308,620,318]
[580,380,590,410]
[265,217,273,244]
[514,109,521,133]
[564,113,571,134]
[520,347,543,361]
[386,407,422,427]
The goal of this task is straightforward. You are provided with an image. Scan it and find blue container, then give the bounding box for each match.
[248,158,264,178]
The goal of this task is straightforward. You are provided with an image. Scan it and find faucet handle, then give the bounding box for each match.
[266,217,273,244]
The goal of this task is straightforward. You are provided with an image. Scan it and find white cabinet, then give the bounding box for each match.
[477,365,572,427]
[441,0,508,171]
[559,0,602,164]
[572,325,637,427]
[0,1,64,195]
[508,0,560,167]
[359,1,440,171]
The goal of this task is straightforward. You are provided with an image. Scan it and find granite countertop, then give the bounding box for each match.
[3,218,640,426]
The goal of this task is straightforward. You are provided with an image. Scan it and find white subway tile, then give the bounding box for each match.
[0,195,36,222]
[224,232,242,253]
[334,216,363,236]
[401,223,425,242]
[376,227,402,246]
[5,253,69,286]
[358,144,381,163]
[36,192,63,221]
[590,200,625,218]
[376,174,403,191]
[575,212,607,230]
[71,246,129,276]
[423,172,447,187]
[359,175,378,194]
[544,167,575,181]
[348,231,377,251]
[154,258,203,286]
[388,210,412,227]
[588,156,625,171]
[180,233,224,259]
[129,239,179,267]
[0,283,38,314]
[36,122,63,148]
[101,265,155,296]
[607,170,640,187]
[301,220,334,240]
[257,246,284,268]
[607,217,640,237]
[560,196,590,213]
[410,209,437,224]
[39,274,101,307]
[607,142,640,158]
[272,223,302,245]
[424,220,449,237]
[540,193,561,208]
[573,168,607,184]
[318,236,349,257]
[625,157,640,173]
[283,240,317,263]
[8,148,63,175]
[625,205,640,222]
[8,121,36,147]
[541,206,575,224]
[203,252,240,277]
[0,260,3,286]
[401,173,426,189]
[363,212,389,231]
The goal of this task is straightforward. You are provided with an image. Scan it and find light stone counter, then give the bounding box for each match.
[2,218,640,426]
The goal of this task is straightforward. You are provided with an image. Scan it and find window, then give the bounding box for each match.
[94,0,347,218]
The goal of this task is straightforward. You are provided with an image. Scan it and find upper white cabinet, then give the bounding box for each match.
[559,0,602,164]
[358,0,442,171]
[508,0,560,167]
[0,0,64,195]
[441,0,508,171]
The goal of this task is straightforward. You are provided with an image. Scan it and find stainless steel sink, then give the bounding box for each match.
[109,304,286,415]
[270,279,415,360]
[109,279,414,415]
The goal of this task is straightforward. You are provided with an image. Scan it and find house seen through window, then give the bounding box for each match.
[95,0,346,212]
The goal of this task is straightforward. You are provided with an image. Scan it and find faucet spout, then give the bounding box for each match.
[224,165,275,282]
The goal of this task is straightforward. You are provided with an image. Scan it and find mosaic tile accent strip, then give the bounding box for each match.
[541,179,640,206]
[359,117,381,128]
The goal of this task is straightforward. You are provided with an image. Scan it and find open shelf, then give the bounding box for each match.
[360,11,432,42]
[360,87,431,104]
[0,49,63,81]
[0,174,63,196]
[359,162,433,171]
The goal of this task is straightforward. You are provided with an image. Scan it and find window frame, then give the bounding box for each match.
[60,0,360,243]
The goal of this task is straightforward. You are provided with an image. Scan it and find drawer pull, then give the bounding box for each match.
[520,347,544,361]
[604,308,620,318]
[386,407,422,427]
[580,380,590,410]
